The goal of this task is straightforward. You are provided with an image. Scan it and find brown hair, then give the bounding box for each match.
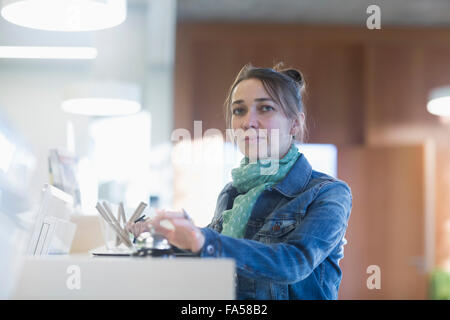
[224,62,308,143]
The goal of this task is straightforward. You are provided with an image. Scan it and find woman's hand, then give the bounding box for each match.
[149,209,205,254]
[125,219,150,238]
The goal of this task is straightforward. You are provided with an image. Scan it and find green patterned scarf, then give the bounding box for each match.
[221,144,300,238]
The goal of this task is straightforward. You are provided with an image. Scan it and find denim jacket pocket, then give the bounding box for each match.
[255,217,298,244]
[237,274,256,299]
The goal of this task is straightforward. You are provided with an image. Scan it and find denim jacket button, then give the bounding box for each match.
[272,221,281,232]
[206,244,214,255]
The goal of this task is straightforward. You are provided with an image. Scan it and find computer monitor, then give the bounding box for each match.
[26,184,77,255]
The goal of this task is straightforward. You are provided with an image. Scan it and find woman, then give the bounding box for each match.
[128,63,352,300]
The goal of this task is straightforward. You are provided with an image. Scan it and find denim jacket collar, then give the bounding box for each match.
[271,153,312,198]
[224,153,313,199]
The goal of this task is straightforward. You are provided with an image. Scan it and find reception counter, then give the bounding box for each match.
[12,254,235,299]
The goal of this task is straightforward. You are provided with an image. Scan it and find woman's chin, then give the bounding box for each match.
[237,140,288,160]
[241,148,273,161]
[239,146,289,161]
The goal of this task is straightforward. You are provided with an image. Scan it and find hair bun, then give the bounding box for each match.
[272,62,306,90]
[283,69,303,85]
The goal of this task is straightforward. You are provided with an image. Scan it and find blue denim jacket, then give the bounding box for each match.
[199,153,352,300]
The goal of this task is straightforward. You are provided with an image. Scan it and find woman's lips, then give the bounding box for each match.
[244,136,260,141]
[243,136,267,143]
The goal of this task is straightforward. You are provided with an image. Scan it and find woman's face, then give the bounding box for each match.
[230,78,300,160]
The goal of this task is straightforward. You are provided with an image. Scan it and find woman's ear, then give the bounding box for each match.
[290,113,304,137]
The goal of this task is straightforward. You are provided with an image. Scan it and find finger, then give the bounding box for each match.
[136,224,143,237]
[151,217,187,233]
[155,208,186,216]
[130,221,147,237]
[152,218,172,233]
[159,219,175,231]
[152,223,174,238]
[155,209,166,217]
[152,217,192,235]
[127,223,138,236]
[134,225,141,238]
[139,222,149,235]
[153,212,186,223]
[170,218,195,229]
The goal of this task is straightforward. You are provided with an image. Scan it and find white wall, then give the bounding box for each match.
[0,2,176,206]
[0,67,91,204]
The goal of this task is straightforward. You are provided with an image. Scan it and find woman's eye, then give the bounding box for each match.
[232,108,245,115]
[261,105,274,112]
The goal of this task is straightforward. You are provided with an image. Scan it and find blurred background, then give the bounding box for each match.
[1,0,450,299]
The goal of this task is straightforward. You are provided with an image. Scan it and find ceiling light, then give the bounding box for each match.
[61,81,141,116]
[0,46,97,59]
[427,86,450,117]
[1,0,127,32]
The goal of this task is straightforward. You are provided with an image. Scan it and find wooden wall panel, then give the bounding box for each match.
[365,44,450,128]
[424,45,450,93]
[366,44,450,270]
[338,145,428,299]
[335,148,371,299]
[366,45,427,126]
[175,24,365,145]
[435,145,450,270]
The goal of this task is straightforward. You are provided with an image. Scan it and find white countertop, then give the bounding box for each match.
[12,254,236,300]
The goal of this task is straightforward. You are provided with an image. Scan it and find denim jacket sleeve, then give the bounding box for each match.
[199,180,352,285]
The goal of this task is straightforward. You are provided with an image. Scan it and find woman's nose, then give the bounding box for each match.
[242,110,259,130]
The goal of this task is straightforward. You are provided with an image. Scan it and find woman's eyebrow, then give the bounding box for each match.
[232,97,273,105]
[231,99,244,105]
[254,98,274,103]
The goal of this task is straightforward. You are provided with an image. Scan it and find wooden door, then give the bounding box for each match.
[337,144,430,299]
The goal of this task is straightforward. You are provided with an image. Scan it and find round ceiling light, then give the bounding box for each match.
[1,0,127,31]
[61,82,141,116]
[427,86,450,117]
